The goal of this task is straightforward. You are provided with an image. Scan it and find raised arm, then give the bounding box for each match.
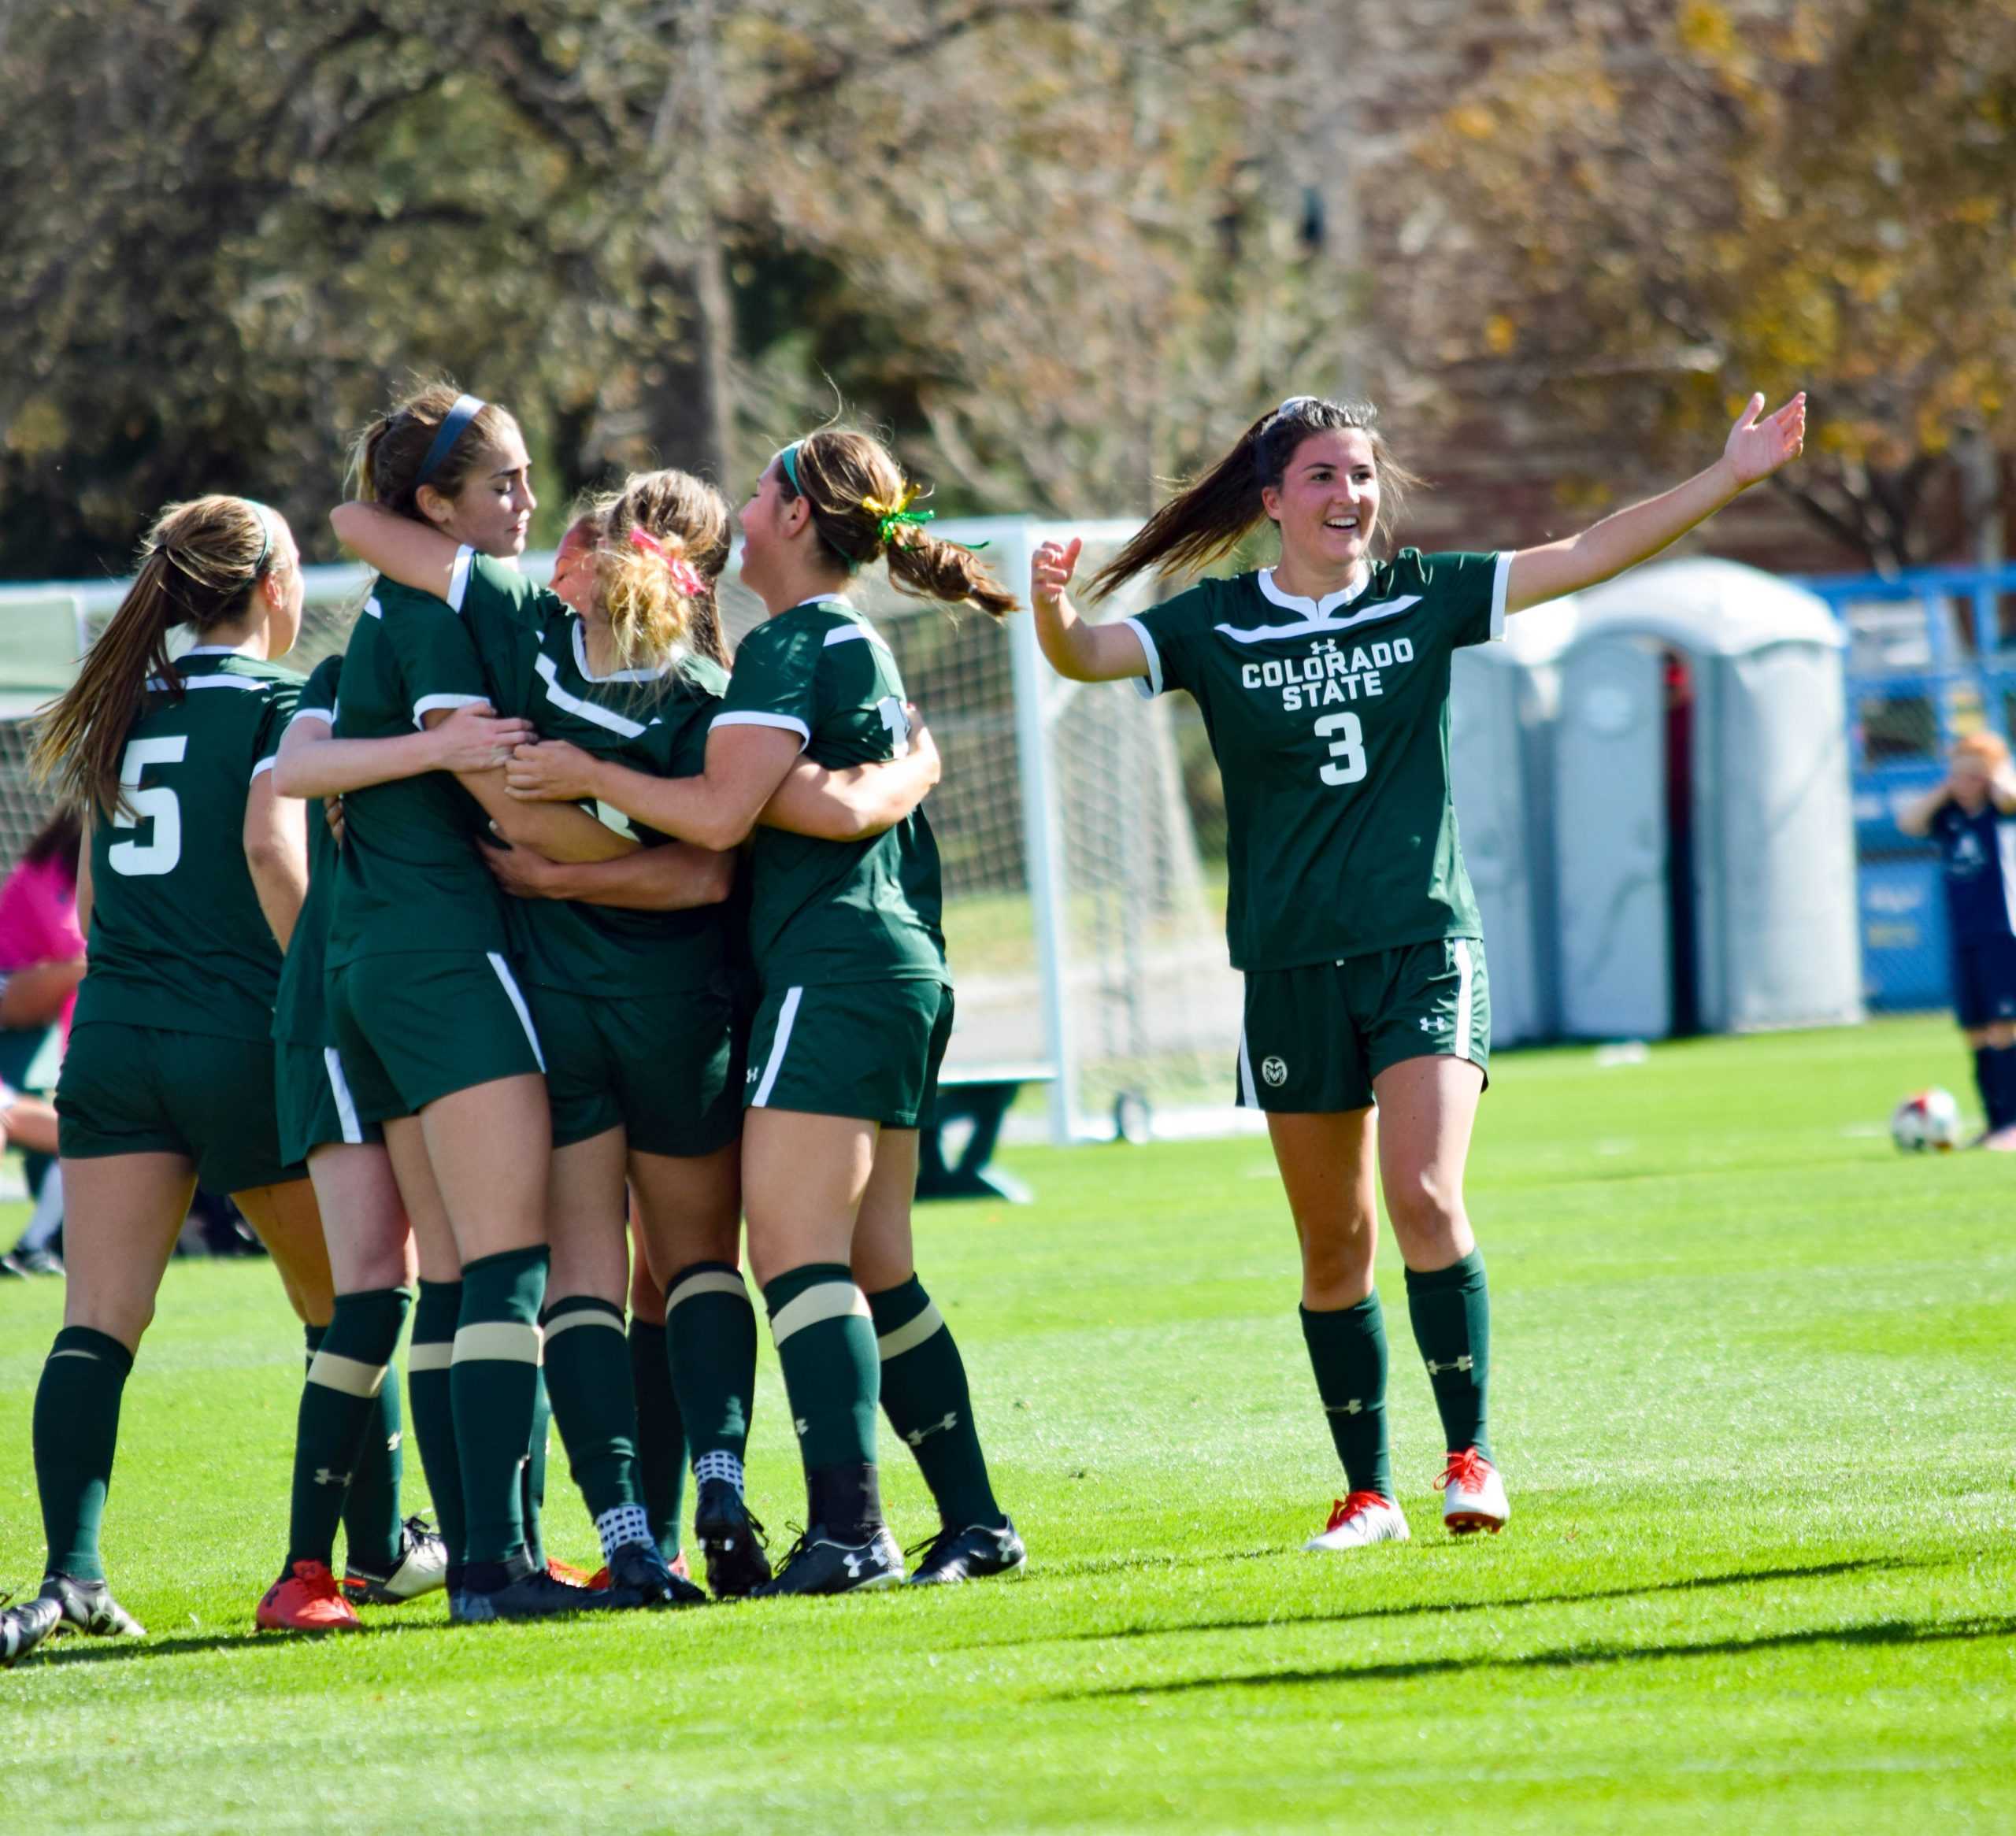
[1506,393,1806,616]
[1028,537,1153,683]
[329,502,461,600]
[505,724,806,853]
[244,772,311,951]
[484,838,735,912]
[272,700,532,800]
[761,718,940,841]
[1992,759,2016,817]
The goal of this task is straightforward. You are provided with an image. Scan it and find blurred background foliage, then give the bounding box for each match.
[0,0,2010,577]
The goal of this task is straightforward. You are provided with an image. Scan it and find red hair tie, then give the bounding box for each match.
[628,526,706,598]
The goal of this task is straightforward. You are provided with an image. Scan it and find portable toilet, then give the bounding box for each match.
[1551,559,1859,1038]
[1450,594,1580,1045]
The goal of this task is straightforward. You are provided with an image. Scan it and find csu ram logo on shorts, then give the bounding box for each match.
[1261,1056,1288,1087]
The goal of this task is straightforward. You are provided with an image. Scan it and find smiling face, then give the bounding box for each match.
[1260,428,1380,581]
[738,454,802,603]
[420,426,538,558]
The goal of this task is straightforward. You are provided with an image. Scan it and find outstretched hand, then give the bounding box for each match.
[1031,537,1083,613]
[428,701,536,773]
[1723,391,1806,488]
[505,738,599,802]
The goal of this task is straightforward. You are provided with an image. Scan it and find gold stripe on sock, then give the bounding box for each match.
[406,1341,454,1372]
[542,1309,624,1343]
[450,1321,543,1364]
[770,1282,870,1346]
[308,1349,389,1398]
[876,1300,945,1361]
[669,1270,748,1310]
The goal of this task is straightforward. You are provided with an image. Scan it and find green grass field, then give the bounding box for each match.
[1,1015,2011,1833]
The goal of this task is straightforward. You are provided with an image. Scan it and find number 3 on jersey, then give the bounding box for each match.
[109,735,188,876]
[1316,712,1366,786]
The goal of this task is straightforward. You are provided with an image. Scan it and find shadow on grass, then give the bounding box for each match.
[973,1553,1935,1652]
[1064,1612,2016,1700]
[32,1617,450,1668]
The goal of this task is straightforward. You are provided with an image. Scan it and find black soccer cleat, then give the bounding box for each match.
[2,1595,62,1667]
[604,1540,707,1609]
[343,1517,450,1605]
[38,1573,146,1638]
[750,1524,905,1598]
[450,1553,622,1624]
[694,1479,772,1599]
[906,1516,1028,1586]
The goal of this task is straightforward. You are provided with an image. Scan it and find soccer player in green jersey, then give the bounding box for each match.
[507,430,1026,1593]
[26,494,342,1638]
[1030,389,1807,1551]
[334,464,939,1599]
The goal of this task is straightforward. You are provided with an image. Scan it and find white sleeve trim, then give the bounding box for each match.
[1121,616,1163,699]
[287,705,335,730]
[710,709,811,752]
[412,692,486,730]
[1488,551,1512,642]
[447,546,475,614]
[250,755,280,781]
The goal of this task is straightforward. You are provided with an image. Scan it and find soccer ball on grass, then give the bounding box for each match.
[1891,1088,1962,1153]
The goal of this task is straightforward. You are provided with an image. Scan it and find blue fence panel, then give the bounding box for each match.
[1857,856,1951,1011]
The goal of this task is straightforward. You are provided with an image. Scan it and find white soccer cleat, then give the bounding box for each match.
[1303,1490,1410,1552]
[1436,1448,1509,1534]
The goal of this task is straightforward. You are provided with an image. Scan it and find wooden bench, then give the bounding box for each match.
[915,1064,1055,1204]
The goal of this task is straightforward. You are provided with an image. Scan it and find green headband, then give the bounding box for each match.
[776,442,802,495]
[244,499,279,576]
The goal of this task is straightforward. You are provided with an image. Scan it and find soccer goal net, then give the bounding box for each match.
[0,518,1245,1143]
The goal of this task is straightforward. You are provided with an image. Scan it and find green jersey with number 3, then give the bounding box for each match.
[1125,549,1510,969]
[450,548,733,997]
[712,596,946,985]
[76,646,303,1042]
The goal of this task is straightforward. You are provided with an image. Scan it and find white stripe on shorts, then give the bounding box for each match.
[486,951,546,1072]
[1237,1022,1258,1109]
[1453,939,1475,1063]
[323,1047,365,1146]
[750,985,803,1108]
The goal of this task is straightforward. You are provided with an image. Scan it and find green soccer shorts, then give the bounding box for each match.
[328,950,546,1124]
[1237,938,1491,1114]
[528,976,744,1158]
[743,978,954,1129]
[275,1038,384,1166]
[57,1021,307,1194]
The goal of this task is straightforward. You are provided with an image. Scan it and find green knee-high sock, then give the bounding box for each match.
[33,1326,134,1581]
[452,1246,548,1568]
[866,1276,1003,1530]
[1405,1251,1493,1461]
[408,1279,467,1569]
[342,1346,407,1576]
[667,1261,755,1498]
[290,1290,410,1571]
[542,1295,650,1561]
[522,1370,551,1568]
[762,1263,882,1536]
[627,1319,687,1559]
[1299,1294,1392,1500]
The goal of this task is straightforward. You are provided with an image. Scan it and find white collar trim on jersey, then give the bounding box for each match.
[1255,567,1373,617]
[183,640,264,659]
[570,615,674,683]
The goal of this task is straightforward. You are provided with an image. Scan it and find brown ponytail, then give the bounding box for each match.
[570,468,734,676]
[780,431,1019,620]
[1088,396,1424,601]
[350,381,523,527]
[33,495,279,819]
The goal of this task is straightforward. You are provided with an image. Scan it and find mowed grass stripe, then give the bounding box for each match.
[0,1013,2010,1833]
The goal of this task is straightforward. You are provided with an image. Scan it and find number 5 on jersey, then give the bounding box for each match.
[1316,712,1366,786]
[109,735,187,876]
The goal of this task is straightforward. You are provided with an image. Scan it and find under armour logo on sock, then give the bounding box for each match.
[313,1468,354,1489]
[385,1431,402,1453]
[905,1412,959,1446]
[1425,1355,1474,1375]
[1325,1400,1365,1416]
[793,1417,809,1438]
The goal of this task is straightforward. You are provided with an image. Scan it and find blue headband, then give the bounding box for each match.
[776,442,803,495]
[417,394,487,487]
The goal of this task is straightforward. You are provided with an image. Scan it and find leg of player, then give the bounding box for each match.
[633,1142,768,1598]
[624,1246,687,1573]
[1967,1019,2016,1149]
[1373,1055,1507,1535]
[743,1109,902,1597]
[541,1128,695,1608]
[851,1129,1023,1586]
[1266,1107,1406,1553]
[31,1151,195,1638]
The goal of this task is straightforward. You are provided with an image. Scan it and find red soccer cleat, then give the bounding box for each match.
[258,1560,362,1632]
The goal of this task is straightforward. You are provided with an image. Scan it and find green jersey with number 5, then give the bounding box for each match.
[711,596,947,986]
[1125,549,1509,969]
[76,646,304,1042]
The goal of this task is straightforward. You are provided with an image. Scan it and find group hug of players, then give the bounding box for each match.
[3,375,1807,1660]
